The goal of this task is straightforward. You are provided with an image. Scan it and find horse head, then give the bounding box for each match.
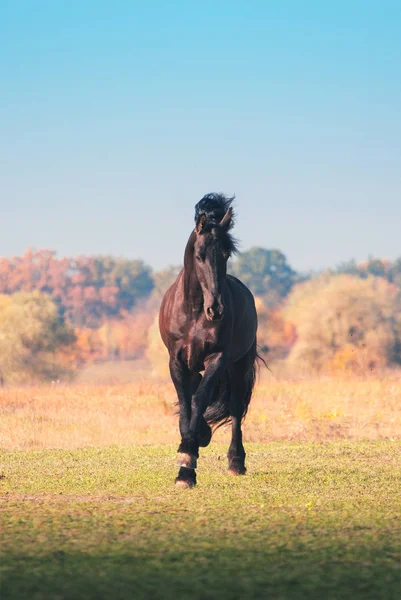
[193,195,236,322]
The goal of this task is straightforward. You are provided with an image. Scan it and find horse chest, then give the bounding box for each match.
[183,323,217,372]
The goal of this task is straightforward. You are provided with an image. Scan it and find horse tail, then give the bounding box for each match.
[204,339,261,430]
[240,339,259,422]
[203,373,231,430]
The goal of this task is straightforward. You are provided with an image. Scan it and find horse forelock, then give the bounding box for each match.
[194,193,235,225]
[193,193,237,255]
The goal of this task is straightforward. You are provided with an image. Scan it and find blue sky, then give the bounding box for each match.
[1,1,400,272]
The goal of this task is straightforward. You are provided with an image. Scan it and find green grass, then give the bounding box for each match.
[1,441,401,599]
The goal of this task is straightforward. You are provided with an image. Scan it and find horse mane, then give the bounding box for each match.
[194,193,238,256]
[183,230,199,305]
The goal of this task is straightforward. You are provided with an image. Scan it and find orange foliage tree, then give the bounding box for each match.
[0,249,154,328]
[254,296,296,362]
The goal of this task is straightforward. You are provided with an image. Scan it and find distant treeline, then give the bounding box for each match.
[1,248,401,384]
[0,247,300,327]
[2,248,401,328]
[0,249,154,328]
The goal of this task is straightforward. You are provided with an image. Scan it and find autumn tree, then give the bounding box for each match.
[254,297,296,362]
[152,266,181,298]
[334,257,394,282]
[0,292,76,384]
[230,248,297,306]
[0,249,154,328]
[389,258,401,287]
[285,275,401,373]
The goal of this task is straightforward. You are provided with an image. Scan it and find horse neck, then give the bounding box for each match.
[182,232,203,312]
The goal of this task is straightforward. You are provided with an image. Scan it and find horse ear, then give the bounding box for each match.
[219,207,233,230]
[196,213,207,233]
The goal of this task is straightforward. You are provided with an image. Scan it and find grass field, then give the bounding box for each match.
[1,375,401,599]
[1,374,401,450]
[1,441,401,599]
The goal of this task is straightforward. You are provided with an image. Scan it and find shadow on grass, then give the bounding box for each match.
[2,544,400,600]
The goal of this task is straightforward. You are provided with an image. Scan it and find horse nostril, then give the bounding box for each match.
[206,303,224,321]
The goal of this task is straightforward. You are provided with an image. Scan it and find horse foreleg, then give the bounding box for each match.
[181,353,225,470]
[187,372,211,448]
[169,357,197,487]
[172,353,225,487]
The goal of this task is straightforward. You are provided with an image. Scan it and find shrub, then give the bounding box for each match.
[285,275,401,373]
[0,292,76,384]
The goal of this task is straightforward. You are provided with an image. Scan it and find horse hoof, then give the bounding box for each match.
[228,467,246,476]
[176,453,197,469]
[175,478,196,489]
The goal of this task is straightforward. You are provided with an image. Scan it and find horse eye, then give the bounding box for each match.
[196,255,202,262]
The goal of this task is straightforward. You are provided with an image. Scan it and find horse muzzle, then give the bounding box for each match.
[205,301,225,322]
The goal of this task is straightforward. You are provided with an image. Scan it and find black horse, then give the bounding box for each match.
[159,193,258,487]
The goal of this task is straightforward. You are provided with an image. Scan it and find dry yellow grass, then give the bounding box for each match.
[1,372,401,450]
